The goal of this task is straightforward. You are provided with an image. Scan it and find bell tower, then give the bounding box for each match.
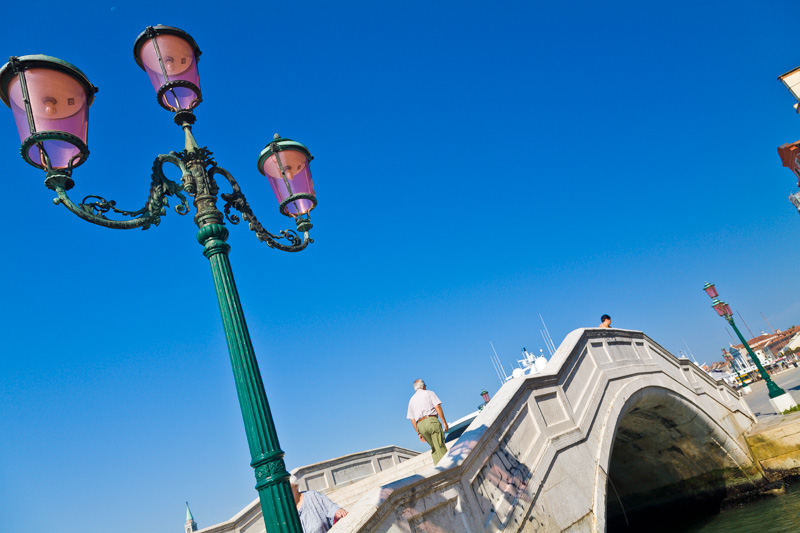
[185,502,198,533]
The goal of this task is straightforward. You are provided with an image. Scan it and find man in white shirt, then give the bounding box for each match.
[407,379,449,464]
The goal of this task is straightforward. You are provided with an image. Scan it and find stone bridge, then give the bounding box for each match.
[199,328,760,532]
[333,328,758,532]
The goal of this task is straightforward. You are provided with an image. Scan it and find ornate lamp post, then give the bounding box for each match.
[702,283,797,413]
[0,25,314,532]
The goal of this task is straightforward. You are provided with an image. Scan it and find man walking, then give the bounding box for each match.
[407,379,449,465]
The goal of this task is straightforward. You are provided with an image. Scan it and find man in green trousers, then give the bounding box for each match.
[407,379,450,464]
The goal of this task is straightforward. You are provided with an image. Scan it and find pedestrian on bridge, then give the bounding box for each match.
[407,379,450,465]
[291,477,348,533]
[599,314,612,328]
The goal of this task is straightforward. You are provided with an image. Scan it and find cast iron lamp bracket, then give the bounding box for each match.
[173,109,197,126]
[212,165,313,252]
[48,152,191,230]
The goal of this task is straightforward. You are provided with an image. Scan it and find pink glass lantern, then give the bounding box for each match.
[133,25,201,111]
[703,282,718,299]
[0,55,96,172]
[257,135,316,217]
[712,298,731,318]
[481,390,490,403]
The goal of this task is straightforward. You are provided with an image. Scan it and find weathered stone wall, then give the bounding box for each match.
[746,412,800,478]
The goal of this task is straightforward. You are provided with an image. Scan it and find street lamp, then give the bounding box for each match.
[0,25,315,532]
[702,283,797,413]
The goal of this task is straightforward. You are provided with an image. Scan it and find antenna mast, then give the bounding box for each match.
[737,311,756,339]
[489,340,507,385]
[682,336,698,364]
[760,312,776,333]
[539,314,557,355]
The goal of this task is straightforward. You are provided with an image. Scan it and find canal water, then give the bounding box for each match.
[611,482,800,532]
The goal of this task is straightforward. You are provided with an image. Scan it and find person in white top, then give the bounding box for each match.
[406,379,449,464]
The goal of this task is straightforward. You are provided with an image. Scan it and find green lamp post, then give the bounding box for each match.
[0,25,315,532]
[702,283,797,412]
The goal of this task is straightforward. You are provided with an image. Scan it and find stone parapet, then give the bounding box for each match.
[291,445,420,494]
[196,445,421,533]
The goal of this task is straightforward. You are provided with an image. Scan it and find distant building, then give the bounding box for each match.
[782,332,800,355]
[725,326,800,373]
[727,346,750,374]
[778,141,800,214]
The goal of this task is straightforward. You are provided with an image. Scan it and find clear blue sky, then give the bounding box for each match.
[1,2,799,532]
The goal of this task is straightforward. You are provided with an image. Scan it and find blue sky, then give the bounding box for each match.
[1,1,799,532]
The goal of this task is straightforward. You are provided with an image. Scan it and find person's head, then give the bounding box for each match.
[413,379,426,390]
[289,476,301,505]
[600,314,611,326]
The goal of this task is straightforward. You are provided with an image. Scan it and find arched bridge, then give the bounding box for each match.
[334,328,758,532]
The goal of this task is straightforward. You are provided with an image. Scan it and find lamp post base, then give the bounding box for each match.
[767,379,790,399]
[769,392,798,414]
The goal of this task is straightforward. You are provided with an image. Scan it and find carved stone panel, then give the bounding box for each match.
[332,460,375,485]
[378,456,395,471]
[536,392,569,427]
[304,472,328,492]
[564,348,598,414]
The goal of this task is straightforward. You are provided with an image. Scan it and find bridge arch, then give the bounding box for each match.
[593,384,757,529]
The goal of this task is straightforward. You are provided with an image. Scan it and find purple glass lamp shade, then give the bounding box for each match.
[0,55,96,170]
[133,25,201,111]
[703,282,718,299]
[257,135,316,217]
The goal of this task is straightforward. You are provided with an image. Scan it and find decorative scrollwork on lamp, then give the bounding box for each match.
[44,152,191,230]
[214,166,312,252]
